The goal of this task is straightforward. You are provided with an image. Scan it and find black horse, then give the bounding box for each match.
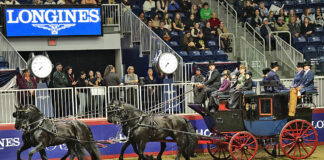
[107,101,198,160]
[13,104,101,160]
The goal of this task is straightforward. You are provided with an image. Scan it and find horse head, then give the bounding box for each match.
[13,104,44,130]
[107,100,124,124]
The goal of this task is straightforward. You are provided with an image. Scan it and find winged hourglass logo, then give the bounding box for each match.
[32,24,76,35]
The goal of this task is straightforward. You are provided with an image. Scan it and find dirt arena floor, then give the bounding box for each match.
[108,145,324,160]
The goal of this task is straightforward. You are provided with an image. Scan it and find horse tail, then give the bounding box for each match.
[183,118,198,158]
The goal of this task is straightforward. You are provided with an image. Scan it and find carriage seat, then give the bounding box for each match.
[303,88,318,95]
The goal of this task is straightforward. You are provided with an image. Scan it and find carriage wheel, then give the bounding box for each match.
[207,133,231,160]
[280,119,318,159]
[263,143,286,157]
[228,131,258,160]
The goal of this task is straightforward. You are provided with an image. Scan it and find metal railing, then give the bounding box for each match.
[1,78,324,124]
[0,32,27,70]
[272,34,302,73]
[102,4,120,29]
[240,36,266,78]
[219,32,236,56]
[206,0,238,37]
[120,3,183,82]
[268,31,292,53]
[243,22,266,55]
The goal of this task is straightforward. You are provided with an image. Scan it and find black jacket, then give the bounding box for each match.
[242,78,253,90]
[204,69,221,89]
[104,72,121,86]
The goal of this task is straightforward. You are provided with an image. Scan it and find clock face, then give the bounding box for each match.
[31,55,53,78]
[158,53,178,74]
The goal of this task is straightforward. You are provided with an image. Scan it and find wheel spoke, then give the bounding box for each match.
[282,137,295,141]
[240,150,244,160]
[245,136,252,145]
[303,139,316,142]
[293,144,298,157]
[299,122,305,135]
[236,149,242,158]
[246,149,253,156]
[244,152,250,160]
[283,130,296,138]
[301,143,309,155]
[300,126,311,137]
[302,132,315,138]
[246,141,256,146]
[282,141,295,148]
[287,143,297,153]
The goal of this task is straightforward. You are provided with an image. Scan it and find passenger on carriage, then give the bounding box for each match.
[299,61,315,94]
[194,60,221,105]
[191,68,205,98]
[291,62,305,89]
[228,69,253,109]
[208,70,231,112]
[262,67,271,92]
[264,61,287,93]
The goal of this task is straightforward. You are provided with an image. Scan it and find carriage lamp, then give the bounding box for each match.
[245,103,249,111]
[251,103,257,110]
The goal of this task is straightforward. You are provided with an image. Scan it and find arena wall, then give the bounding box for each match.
[0,109,323,159]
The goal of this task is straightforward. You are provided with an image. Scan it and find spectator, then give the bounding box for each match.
[195,32,206,50]
[259,2,268,18]
[53,63,68,88]
[144,68,157,110]
[32,0,43,4]
[87,70,96,86]
[277,9,287,22]
[66,0,78,4]
[218,21,232,52]
[168,0,180,13]
[5,0,19,4]
[191,22,200,40]
[302,7,315,24]
[209,12,220,29]
[200,2,212,23]
[81,0,96,4]
[44,0,56,4]
[301,17,314,37]
[144,68,156,84]
[203,21,217,41]
[94,71,105,116]
[143,0,155,13]
[185,14,196,31]
[76,71,88,116]
[288,9,300,24]
[191,0,202,8]
[173,13,185,32]
[104,65,121,86]
[139,12,146,23]
[180,31,196,51]
[251,9,263,34]
[181,0,192,14]
[156,21,171,42]
[234,0,245,21]
[274,17,289,32]
[243,0,254,23]
[156,0,168,15]
[191,4,200,21]
[191,68,204,100]
[17,69,37,105]
[268,11,276,27]
[147,20,153,30]
[94,71,104,86]
[314,7,324,26]
[96,0,102,5]
[57,0,65,4]
[125,66,138,105]
[152,14,160,29]
[288,16,301,38]
[162,13,172,31]
[261,18,275,50]
[65,66,77,87]
[121,0,131,9]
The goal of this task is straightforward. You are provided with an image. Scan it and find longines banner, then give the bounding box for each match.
[3,6,102,37]
[0,112,323,159]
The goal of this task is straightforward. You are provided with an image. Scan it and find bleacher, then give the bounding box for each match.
[0,56,9,70]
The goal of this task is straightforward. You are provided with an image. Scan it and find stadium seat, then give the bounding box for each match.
[310,8,316,14]
[169,41,180,51]
[201,50,214,60]
[308,0,320,8]
[214,50,228,61]
[168,13,174,19]
[144,12,152,19]
[189,50,201,56]
[131,5,141,16]
[315,27,324,36]
[283,1,295,9]
[263,1,270,8]
[170,31,179,41]
[0,56,4,62]
[294,36,307,51]
[295,0,306,8]
[207,40,218,51]
[178,51,191,61]
[294,8,304,16]
[321,7,324,12]
[308,36,321,45]
[271,1,281,7]
[189,50,202,61]
[303,46,318,60]
[318,46,324,56]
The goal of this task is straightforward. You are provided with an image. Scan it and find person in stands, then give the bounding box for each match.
[104,65,121,101]
[156,21,171,42]
[168,0,180,13]
[144,68,157,110]
[203,21,217,41]
[185,14,197,31]
[87,70,96,86]
[173,13,185,32]
[125,66,138,105]
[17,69,37,105]
[209,12,220,29]
[301,17,314,37]
[191,22,200,40]
[65,66,77,88]
[180,31,196,51]
[81,0,96,4]
[76,71,88,117]
[156,0,168,15]
[143,0,156,14]
[52,63,68,117]
[200,2,212,23]
[218,21,232,52]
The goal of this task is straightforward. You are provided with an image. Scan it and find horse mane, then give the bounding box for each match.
[26,105,45,117]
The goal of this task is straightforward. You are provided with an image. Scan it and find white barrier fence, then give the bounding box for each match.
[1,77,324,124]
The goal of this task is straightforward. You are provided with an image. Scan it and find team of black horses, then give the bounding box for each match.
[13,102,198,160]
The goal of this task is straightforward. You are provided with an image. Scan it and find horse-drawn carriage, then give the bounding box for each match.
[188,86,318,160]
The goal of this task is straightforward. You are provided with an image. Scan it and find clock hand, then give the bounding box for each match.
[165,62,169,68]
[39,66,43,71]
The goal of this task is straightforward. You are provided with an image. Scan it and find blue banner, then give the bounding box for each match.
[4,6,102,37]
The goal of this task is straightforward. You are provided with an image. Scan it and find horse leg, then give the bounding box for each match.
[39,149,48,160]
[174,135,185,160]
[17,143,31,160]
[131,142,140,155]
[156,142,166,160]
[28,143,45,160]
[81,142,101,160]
[119,140,132,160]
[137,141,148,160]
